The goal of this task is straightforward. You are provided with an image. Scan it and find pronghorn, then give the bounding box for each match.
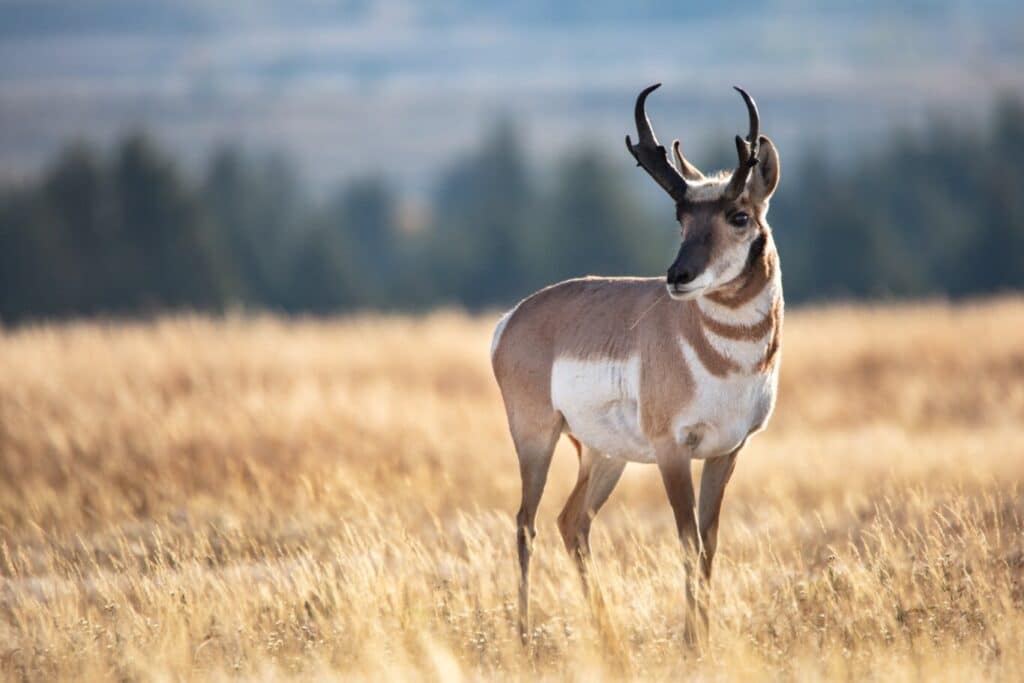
[491,83,782,640]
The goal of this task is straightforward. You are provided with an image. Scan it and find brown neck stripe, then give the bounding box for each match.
[680,313,741,378]
[699,298,776,341]
[758,313,783,372]
[706,234,777,309]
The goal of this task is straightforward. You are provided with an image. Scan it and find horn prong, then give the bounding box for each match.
[673,138,706,181]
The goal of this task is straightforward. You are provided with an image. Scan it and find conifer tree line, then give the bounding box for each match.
[2,97,1023,323]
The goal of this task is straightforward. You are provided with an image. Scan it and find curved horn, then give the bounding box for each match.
[723,86,761,201]
[625,83,688,202]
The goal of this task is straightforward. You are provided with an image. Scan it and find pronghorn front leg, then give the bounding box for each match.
[654,441,702,638]
[689,447,741,639]
[697,448,740,580]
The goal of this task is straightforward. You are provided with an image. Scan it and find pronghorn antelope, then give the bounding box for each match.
[491,83,782,640]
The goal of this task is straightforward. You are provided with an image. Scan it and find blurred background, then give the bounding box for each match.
[1,0,1023,323]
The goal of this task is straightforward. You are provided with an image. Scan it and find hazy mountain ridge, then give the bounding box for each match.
[1,1,1022,189]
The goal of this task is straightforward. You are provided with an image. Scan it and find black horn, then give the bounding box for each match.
[625,83,689,203]
[723,86,761,201]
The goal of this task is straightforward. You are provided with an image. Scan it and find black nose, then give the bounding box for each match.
[667,265,697,286]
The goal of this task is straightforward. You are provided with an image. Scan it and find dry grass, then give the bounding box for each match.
[1,298,1023,681]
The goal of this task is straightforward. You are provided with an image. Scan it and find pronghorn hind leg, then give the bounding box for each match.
[557,441,626,588]
[558,442,630,672]
[556,436,589,576]
[512,414,563,645]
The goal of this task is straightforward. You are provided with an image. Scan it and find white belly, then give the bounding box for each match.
[550,356,655,462]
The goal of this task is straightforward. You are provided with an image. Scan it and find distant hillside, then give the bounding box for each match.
[1,0,1023,190]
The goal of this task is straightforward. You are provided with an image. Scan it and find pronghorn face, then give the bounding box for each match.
[666,144,780,300]
[625,84,780,301]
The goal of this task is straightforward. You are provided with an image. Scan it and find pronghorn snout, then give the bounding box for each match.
[667,262,698,286]
[666,237,711,294]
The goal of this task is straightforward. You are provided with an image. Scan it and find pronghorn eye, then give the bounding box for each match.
[730,212,750,228]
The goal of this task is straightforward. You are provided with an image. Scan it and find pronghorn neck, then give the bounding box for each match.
[689,234,782,375]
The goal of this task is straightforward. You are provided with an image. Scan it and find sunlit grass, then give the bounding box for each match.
[1,299,1023,680]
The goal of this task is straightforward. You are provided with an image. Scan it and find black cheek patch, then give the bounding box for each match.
[746,233,767,268]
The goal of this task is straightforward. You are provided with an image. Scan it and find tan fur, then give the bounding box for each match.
[495,123,784,642]
[556,442,626,581]
[496,231,781,644]
[492,236,781,444]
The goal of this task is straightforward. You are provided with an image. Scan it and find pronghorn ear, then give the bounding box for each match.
[749,135,780,202]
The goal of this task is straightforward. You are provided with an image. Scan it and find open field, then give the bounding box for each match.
[1,299,1023,681]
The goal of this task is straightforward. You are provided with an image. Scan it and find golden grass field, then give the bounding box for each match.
[1,299,1023,681]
